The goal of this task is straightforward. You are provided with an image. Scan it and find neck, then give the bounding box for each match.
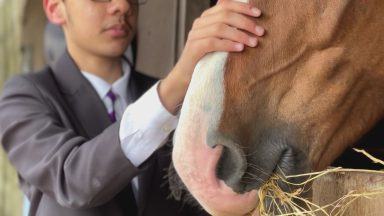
[68,46,123,84]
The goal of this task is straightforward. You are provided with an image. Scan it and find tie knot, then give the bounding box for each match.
[107,89,117,103]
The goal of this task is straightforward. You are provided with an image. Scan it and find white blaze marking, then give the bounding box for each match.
[173,51,230,215]
[174,52,228,153]
[173,0,250,187]
[172,0,252,214]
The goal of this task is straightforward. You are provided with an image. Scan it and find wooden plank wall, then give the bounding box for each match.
[0,0,23,215]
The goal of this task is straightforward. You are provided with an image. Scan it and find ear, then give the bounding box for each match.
[43,0,66,25]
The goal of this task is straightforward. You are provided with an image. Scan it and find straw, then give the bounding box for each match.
[252,149,384,216]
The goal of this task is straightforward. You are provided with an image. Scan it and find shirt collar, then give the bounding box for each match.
[81,60,131,102]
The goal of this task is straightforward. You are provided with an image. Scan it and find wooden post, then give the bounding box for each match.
[0,0,24,216]
[135,0,210,78]
[312,171,384,215]
[20,0,46,72]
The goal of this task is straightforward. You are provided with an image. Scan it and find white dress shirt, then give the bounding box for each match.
[81,60,178,200]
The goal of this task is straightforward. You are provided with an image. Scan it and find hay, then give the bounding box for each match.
[353,148,384,166]
[252,149,384,216]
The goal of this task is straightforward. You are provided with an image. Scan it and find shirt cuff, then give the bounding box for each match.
[119,82,178,166]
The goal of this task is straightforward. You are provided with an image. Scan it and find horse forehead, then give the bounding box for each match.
[183,0,384,137]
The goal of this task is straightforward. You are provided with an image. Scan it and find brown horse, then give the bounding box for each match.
[171,0,384,215]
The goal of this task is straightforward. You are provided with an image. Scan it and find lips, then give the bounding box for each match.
[103,24,129,37]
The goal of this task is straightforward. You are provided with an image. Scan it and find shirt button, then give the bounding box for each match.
[137,132,143,139]
[162,125,171,133]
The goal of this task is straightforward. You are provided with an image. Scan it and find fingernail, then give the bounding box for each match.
[252,8,261,16]
[255,26,265,36]
[249,37,258,47]
[235,43,244,51]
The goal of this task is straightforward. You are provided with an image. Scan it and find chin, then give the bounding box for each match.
[101,39,131,58]
[101,47,128,59]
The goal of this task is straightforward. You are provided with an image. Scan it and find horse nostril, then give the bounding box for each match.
[216,145,247,193]
[242,144,309,193]
[207,131,247,193]
[268,146,311,196]
[276,146,309,179]
[207,129,309,194]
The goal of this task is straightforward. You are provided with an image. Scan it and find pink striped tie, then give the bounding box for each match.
[106,90,117,123]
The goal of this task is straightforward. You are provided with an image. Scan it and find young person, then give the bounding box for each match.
[0,0,265,215]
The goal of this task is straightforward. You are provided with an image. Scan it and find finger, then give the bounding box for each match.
[202,0,261,18]
[192,12,265,37]
[193,38,246,54]
[188,23,258,47]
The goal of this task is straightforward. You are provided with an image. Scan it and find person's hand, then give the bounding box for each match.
[179,0,264,73]
[159,0,265,114]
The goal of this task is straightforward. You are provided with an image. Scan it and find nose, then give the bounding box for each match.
[215,129,310,194]
[207,130,248,193]
[107,0,132,16]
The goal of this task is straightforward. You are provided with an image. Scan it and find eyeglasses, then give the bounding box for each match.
[92,0,147,5]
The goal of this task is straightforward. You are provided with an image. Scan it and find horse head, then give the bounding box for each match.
[171,0,384,215]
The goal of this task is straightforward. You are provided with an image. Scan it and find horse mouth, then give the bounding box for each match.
[171,130,260,215]
[171,118,309,215]
[168,140,309,216]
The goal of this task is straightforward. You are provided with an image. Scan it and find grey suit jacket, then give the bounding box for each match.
[0,51,208,216]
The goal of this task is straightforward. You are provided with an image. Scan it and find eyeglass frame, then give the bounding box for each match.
[91,0,147,5]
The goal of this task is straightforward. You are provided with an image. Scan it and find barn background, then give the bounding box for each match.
[0,0,215,215]
[1,0,383,216]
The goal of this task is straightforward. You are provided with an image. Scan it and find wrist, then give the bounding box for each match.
[157,68,189,115]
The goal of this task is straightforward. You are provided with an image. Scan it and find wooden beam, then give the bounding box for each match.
[135,0,210,78]
[312,171,384,215]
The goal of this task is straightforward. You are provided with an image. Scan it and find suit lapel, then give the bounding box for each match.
[52,50,112,138]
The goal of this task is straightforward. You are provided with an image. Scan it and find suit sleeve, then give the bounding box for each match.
[0,75,140,209]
